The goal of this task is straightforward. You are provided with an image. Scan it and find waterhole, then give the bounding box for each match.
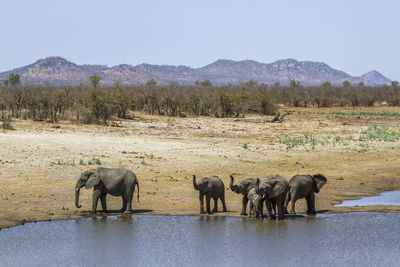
[1,213,399,266]
[335,190,400,207]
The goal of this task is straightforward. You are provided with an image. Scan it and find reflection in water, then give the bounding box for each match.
[1,213,400,266]
[335,190,400,207]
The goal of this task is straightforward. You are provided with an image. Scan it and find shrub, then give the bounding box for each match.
[2,117,14,130]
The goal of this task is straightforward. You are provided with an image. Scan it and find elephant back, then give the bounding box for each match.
[204,176,225,192]
[242,178,257,189]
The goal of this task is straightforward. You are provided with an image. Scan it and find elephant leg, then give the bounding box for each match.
[221,194,227,212]
[277,198,284,220]
[290,195,297,215]
[124,190,133,214]
[272,201,277,217]
[306,196,312,214]
[241,196,249,215]
[258,200,264,219]
[199,193,205,214]
[120,196,127,212]
[308,193,316,214]
[213,197,218,212]
[206,195,212,214]
[265,199,275,219]
[283,191,290,214]
[249,202,254,218]
[91,190,101,213]
[100,193,107,212]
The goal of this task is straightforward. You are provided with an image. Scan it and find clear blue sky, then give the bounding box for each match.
[1,0,399,80]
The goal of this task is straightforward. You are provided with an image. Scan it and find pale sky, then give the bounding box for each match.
[1,0,399,80]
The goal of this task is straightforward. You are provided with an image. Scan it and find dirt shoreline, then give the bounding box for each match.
[1,107,399,229]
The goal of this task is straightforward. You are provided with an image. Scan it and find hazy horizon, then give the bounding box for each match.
[2,0,399,80]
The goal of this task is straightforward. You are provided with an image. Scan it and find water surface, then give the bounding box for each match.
[336,190,400,207]
[1,213,400,266]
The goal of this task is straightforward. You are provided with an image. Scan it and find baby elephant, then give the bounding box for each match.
[247,188,263,218]
[193,175,227,214]
[284,174,327,215]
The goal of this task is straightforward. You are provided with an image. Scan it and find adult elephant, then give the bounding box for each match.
[229,175,257,215]
[255,175,289,220]
[75,167,139,214]
[284,174,327,215]
[193,175,227,214]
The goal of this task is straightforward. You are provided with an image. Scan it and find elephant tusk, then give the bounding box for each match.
[75,187,80,191]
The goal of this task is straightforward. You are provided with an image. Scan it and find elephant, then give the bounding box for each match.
[75,167,139,214]
[284,174,327,215]
[247,188,264,218]
[255,175,289,220]
[193,175,227,214]
[229,175,257,215]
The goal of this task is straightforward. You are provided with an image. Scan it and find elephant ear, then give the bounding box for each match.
[199,178,211,193]
[244,182,254,195]
[312,174,327,193]
[85,172,100,189]
[269,180,286,199]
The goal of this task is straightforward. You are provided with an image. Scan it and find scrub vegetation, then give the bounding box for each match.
[1,75,400,125]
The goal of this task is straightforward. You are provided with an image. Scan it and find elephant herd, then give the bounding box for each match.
[74,167,327,220]
[228,174,327,219]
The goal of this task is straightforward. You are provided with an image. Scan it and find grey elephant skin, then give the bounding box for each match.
[229,175,257,215]
[193,175,227,214]
[247,188,263,218]
[284,174,327,215]
[75,167,140,214]
[255,175,289,220]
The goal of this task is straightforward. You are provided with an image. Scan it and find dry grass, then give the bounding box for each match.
[0,106,399,229]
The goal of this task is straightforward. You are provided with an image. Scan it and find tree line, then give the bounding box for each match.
[1,74,399,125]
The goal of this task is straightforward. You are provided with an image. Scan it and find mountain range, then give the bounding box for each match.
[0,56,391,86]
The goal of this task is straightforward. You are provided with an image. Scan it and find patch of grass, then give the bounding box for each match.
[331,135,354,147]
[88,158,102,165]
[352,112,400,119]
[50,159,76,166]
[305,111,400,120]
[279,134,330,150]
[242,143,249,149]
[280,125,399,151]
[359,125,399,142]
[141,158,146,165]
[329,111,346,116]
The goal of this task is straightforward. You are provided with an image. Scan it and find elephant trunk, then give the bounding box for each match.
[311,177,320,193]
[255,178,260,195]
[75,180,82,208]
[136,182,140,202]
[193,175,199,190]
[229,175,235,190]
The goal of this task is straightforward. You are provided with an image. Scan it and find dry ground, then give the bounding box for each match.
[1,106,399,229]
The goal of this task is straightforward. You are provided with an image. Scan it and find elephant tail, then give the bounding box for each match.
[286,189,291,203]
[136,182,140,203]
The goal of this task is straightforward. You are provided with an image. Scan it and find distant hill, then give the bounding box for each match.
[0,56,392,86]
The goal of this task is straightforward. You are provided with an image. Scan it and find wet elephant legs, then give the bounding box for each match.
[199,193,226,214]
[241,196,249,215]
[306,193,316,214]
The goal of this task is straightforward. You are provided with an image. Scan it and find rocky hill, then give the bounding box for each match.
[0,56,391,86]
